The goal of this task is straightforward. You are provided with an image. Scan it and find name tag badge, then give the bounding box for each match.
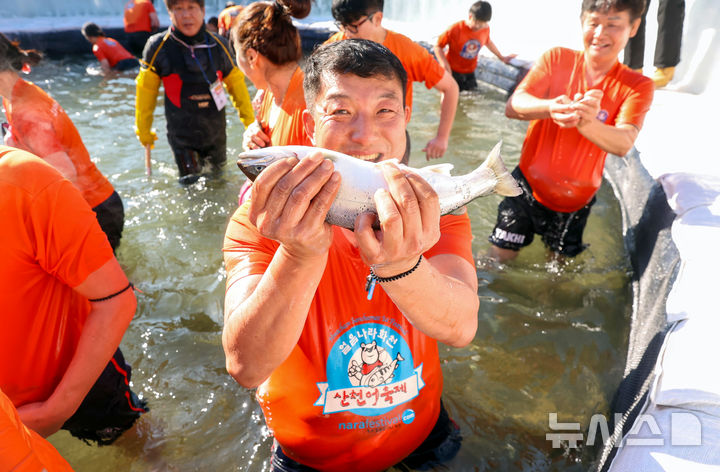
[210,79,228,111]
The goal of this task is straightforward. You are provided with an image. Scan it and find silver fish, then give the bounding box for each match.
[237,141,522,230]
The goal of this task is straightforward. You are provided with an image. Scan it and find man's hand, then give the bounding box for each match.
[572,89,603,127]
[548,94,580,128]
[422,135,449,160]
[354,162,440,276]
[248,152,341,260]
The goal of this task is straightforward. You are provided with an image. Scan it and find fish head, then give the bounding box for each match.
[236,148,300,181]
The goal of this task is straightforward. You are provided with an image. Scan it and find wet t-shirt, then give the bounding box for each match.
[517,47,654,212]
[256,66,311,147]
[2,79,114,208]
[224,203,473,471]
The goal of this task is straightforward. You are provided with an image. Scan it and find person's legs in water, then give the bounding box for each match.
[92,190,125,252]
[452,70,478,91]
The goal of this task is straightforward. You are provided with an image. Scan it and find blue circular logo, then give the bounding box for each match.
[402,409,416,424]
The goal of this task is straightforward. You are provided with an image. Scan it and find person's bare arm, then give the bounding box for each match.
[99,58,113,76]
[423,71,459,160]
[485,39,516,64]
[17,258,136,437]
[571,90,638,156]
[354,164,478,347]
[223,154,341,388]
[506,89,577,126]
[433,44,452,74]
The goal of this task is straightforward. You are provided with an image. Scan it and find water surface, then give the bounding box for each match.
[23,57,631,471]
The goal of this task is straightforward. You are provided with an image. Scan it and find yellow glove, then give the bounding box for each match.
[135,67,161,147]
[224,67,255,127]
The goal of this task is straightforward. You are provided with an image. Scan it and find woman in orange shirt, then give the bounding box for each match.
[0,34,125,251]
[230,0,312,203]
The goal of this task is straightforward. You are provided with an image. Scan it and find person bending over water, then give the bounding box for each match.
[0,33,126,251]
[81,22,139,76]
[222,39,478,472]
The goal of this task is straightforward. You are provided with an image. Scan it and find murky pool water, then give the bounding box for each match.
[18,56,631,471]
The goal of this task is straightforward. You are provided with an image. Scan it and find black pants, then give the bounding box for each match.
[92,191,125,252]
[623,0,685,69]
[270,401,462,471]
[452,70,478,91]
[62,348,149,446]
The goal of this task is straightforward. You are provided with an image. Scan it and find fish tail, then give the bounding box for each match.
[480,140,522,197]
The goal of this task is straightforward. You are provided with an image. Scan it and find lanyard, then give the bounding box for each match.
[172,31,220,85]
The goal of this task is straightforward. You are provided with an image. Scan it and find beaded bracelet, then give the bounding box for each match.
[365,255,423,300]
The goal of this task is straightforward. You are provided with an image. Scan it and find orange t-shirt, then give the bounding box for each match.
[218,5,244,33]
[516,47,654,212]
[326,30,445,112]
[0,148,114,408]
[437,21,490,74]
[2,79,114,208]
[257,67,312,147]
[93,37,135,67]
[0,388,74,471]
[124,0,156,33]
[224,205,473,471]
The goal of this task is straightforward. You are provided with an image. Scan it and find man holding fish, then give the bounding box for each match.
[222,39,493,471]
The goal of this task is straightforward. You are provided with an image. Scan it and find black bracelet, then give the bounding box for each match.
[88,282,134,302]
[365,255,423,300]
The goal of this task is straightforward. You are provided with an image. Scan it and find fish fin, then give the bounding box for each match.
[419,163,455,175]
[482,140,522,197]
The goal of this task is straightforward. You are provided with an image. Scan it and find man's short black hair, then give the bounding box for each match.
[331,0,384,26]
[469,1,492,22]
[581,0,646,21]
[303,38,407,109]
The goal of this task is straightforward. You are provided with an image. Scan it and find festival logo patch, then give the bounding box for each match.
[460,40,482,60]
[315,322,425,416]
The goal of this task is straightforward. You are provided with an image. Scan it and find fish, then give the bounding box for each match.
[237,141,522,230]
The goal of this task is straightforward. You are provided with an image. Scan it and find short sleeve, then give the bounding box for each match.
[223,202,280,291]
[425,213,474,266]
[30,175,113,288]
[92,43,107,62]
[515,47,555,99]
[616,76,654,129]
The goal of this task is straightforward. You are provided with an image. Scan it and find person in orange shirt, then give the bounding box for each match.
[0,146,147,445]
[328,0,459,161]
[433,1,515,91]
[124,0,160,56]
[81,22,139,76]
[488,0,654,261]
[223,39,479,472]
[0,34,126,251]
[218,2,244,38]
[231,0,312,205]
[0,387,74,471]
